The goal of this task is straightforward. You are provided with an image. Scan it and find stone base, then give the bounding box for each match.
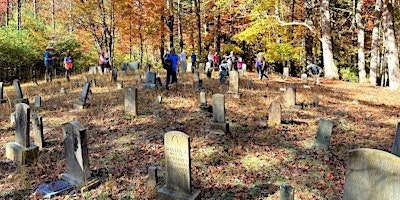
[61,173,99,191]
[13,98,29,104]
[143,84,156,89]
[73,102,89,110]
[158,186,201,200]
[5,142,39,164]
[210,122,230,133]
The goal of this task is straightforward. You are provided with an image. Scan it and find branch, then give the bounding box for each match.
[263,15,315,33]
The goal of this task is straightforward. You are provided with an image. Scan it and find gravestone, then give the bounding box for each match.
[199,91,211,111]
[181,61,187,74]
[187,62,192,73]
[96,66,102,75]
[391,122,400,157]
[227,70,241,97]
[193,72,200,82]
[91,79,97,87]
[242,64,247,75]
[247,79,254,89]
[111,68,118,82]
[205,62,211,75]
[88,67,96,74]
[210,94,229,133]
[206,68,212,79]
[315,118,334,150]
[34,96,41,112]
[10,112,16,124]
[128,61,140,72]
[73,82,90,109]
[83,76,89,83]
[156,77,163,90]
[343,148,400,200]
[61,121,98,190]
[148,166,158,188]
[280,184,294,200]
[282,67,289,80]
[13,79,29,104]
[35,180,74,198]
[238,69,244,77]
[124,86,138,116]
[268,99,281,127]
[156,96,162,104]
[60,88,66,95]
[0,82,6,104]
[117,82,123,90]
[143,72,156,89]
[104,68,110,74]
[5,103,39,164]
[284,84,296,107]
[301,73,308,84]
[198,63,205,73]
[158,131,201,200]
[32,113,44,150]
[121,63,127,76]
[197,80,203,91]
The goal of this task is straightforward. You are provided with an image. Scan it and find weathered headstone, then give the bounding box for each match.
[83,76,89,83]
[301,73,308,84]
[205,62,211,75]
[121,63,127,76]
[280,184,294,200]
[148,166,158,188]
[343,148,400,200]
[247,79,254,89]
[128,61,140,72]
[156,77,163,90]
[124,86,138,116]
[391,122,400,157]
[268,99,281,127]
[10,112,16,124]
[158,131,201,200]
[193,71,200,82]
[238,69,244,77]
[284,84,296,107]
[197,80,203,91]
[228,70,240,97]
[242,63,247,75]
[0,82,6,104]
[143,72,156,89]
[210,94,229,133]
[32,113,44,150]
[13,79,29,104]
[282,67,289,80]
[111,68,118,82]
[88,67,96,74]
[96,66,102,75]
[5,103,39,164]
[73,82,90,109]
[199,91,211,111]
[198,63,205,73]
[34,96,41,112]
[315,118,334,150]
[91,79,97,87]
[187,62,192,73]
[61,121,97,190]
[156,96,162,104]
[60,88,66,95]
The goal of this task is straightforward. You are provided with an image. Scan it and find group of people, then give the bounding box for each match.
[207,51,244,72]
[163,48,197,90]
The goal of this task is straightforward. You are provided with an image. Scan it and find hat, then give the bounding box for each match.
[46,46,54,50]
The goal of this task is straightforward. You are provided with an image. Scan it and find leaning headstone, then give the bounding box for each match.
[124,86,138,116]
[284,84,296,107]
[73,82,90,110]
[0,82,6,104]
[156,77,163,90]
[111,68,118,82]
[268,99,281,127]
[143,72,156,89]
[282,67,289,80]
[343,148,400,200]
[210,94,229,133]
[301,73,308,84]
[5,103,39,164]
[61,121,98,190]
[157,131,201,200]
[32,113,44,150]
[13,79,29,104]
[34,96,41,112]
[391,122,400,157]
[280,184,294,200]
[315,118,334,150]
[148,166,158,188]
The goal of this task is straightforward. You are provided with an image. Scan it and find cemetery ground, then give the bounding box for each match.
[1,69,400,199]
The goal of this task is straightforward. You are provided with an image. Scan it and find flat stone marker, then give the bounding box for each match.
[124,86,138,116]
[0,82,6,104]
[158,131,200,200]
[391,122,400,157]
[280,184,294,200]
[210,94,229,133]
[34,96,41,112]
[61,121,98,190]
[268,99,281,127]
[73,82,90,109]
[143,72,156,89]
[13,79,29,104]
[6,103,39,164]
[343,148,400,200]
[32,113,44,150]
[301,73,308,84]
[315,118,333,150]
[284,84,296,107]
[35,180,74,198]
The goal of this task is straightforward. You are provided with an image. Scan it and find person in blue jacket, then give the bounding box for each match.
[44,46,55,82]
[165,47,180,90]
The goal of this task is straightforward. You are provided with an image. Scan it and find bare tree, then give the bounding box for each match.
[356,0,366,83]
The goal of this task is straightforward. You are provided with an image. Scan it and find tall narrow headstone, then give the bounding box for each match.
[32,113,44,150]
[34,96,41,112]
[280,184,294,200]
[343,148,400,200]
[284,84,296,107]
[282,67,289,80]
[61,121,94,189]
[158,131,201,200]
[391,122,400,157]
[73,82,90,109]
[124,86,138,116]
[143,72,156,89]
[210,94,229,133]
[5,103,39,164]
[199,91,211,111]
[13,79,28,104]
[315,118,333,150]
[0,82,6,103]
[136,74,142,84]
[268,99,281,127]
[111,68,118,82]
[228,70,240,97]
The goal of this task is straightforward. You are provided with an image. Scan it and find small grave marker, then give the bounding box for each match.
[282,67,289,80]
[112,68,118,82]
[268,99,281,127]
[280,184,294,200]
[124,86,138,116]
[143,72,156,89]
[34,96,41,112]
[284,84,296,107]
[315,118,334,150]
[156,77,163,90]
[73,82,90,109]
[148,166,158,188]
[301,73,308,84]
[13,79,29,104]
[210,94,229,133]
[0,82,6,104]
[32,113,44,150]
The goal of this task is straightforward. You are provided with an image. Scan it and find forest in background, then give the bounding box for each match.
[1,0,400,88]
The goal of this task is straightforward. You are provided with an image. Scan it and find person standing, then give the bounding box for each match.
[165,48,180,90]
[191,52,197,72]
[237,54,243,69]
[307,64,322,85]
[64,53,73,81]
[99,50,109,73]
[256,53,267,80]
[180,50,187,74]
[44,46,55,82]
[212,52,219,70]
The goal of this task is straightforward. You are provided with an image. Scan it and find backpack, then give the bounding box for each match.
[311,64,319,75]
[163,54,172,70]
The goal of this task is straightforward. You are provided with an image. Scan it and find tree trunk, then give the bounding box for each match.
[17,0,21,30]
[194,0,202,55]
[356,0,366,83]
[33,0,37,19]
[167,0,174,48]
[382,0,400,90]
[6,0,9,27]
[68,0,72,34]
[213,15,221,53]
[370,0,382,86]
[305,0,313,67]
[52,0,55,33]
[178,0,184,52]
[161,15,165,61]
[320,0,339,79]
[139,0,143,66]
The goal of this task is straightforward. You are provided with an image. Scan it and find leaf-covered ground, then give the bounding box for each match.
[1,69,399,199]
